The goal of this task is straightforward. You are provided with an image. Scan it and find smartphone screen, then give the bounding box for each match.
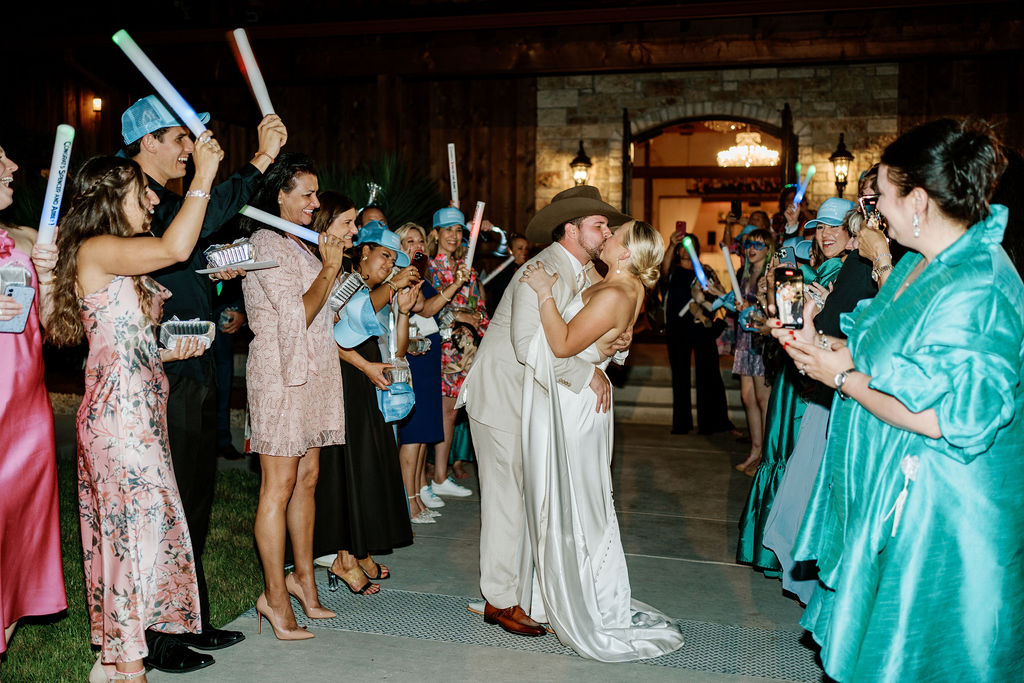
[859,194,879,216]
[773,267,804,329]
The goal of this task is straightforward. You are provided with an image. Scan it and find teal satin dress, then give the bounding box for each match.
[795,206,1024,681]
[736,257,843,572]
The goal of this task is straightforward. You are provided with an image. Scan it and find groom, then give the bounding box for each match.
[458,186,630,636]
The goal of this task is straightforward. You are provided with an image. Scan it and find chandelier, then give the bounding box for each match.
[704,120,740,134]
[716,131,780,168]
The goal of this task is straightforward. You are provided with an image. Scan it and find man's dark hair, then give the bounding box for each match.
[122,127,171,159]
[552,216,586,242]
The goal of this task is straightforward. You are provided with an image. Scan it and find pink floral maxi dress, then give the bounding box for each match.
[77,276,200,663]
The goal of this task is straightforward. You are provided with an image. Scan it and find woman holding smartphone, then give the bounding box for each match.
[0,144,66,664]
[775,119,1023,680]
[736,202,850,576]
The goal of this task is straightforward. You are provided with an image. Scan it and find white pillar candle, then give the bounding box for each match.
[36,124,75,244]
[229,28,275,116]
[112,30,207,139]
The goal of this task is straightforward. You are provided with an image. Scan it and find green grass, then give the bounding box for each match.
[1,455,262,682]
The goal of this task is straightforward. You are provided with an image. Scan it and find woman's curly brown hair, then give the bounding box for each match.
[47,156,157,347]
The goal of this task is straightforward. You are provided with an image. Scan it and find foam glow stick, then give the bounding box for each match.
[463,201,486,271]
[720,242,742,295]
[482,256,516,285]
[36,124,75,244]
[793,165,816,208]
[681,235,708,289]
[229,28,275,116]
[447,143,459,209]
[239,205,319,244]
[112,30,206,139]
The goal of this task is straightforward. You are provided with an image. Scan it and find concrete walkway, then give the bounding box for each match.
[145,421,815,683]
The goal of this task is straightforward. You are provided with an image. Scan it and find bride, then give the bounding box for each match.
[518,220,685,662]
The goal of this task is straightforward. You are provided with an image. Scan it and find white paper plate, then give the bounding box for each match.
[195,260,278,274]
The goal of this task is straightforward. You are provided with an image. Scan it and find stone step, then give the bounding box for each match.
[613,402,748,427]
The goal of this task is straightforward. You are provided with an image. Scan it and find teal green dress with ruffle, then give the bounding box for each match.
[736,256,843,572]
[795,205,1024,681]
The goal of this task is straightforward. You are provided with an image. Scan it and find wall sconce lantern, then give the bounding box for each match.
[570,140,592,186]
[829,133,854,198]
[92,97,103,113]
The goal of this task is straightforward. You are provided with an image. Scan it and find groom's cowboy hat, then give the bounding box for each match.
[525,185,631,244]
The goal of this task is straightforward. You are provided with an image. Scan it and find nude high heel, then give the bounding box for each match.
[284,572,336,619]
[255,592,315,640]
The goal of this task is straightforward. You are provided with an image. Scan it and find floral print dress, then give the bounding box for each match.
[429,253,490,397]
[77,276,200,663]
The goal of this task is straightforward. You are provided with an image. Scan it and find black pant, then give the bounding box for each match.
[666,315,733,434]
[164,371,218,626]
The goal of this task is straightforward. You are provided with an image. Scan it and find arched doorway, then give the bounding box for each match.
[622,105,797,249]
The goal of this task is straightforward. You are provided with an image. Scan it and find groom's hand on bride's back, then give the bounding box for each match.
[589,369,611,413]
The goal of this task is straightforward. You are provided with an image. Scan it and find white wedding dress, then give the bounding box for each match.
[518,293,685,662]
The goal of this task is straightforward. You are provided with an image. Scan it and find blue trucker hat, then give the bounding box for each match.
[433,207,465,229]
[121,95,210,145]
[803,198,856,231]
[354,221,411,268]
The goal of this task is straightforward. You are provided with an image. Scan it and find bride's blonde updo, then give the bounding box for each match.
[619,220,665,290]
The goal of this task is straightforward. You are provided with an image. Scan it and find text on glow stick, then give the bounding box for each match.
[681,236,708,289]
[37,125,76,245]
[112,30,207,139]
[229,28,275,116]
[720,242,742,295]
[447,143,459,208]
[239,205,319,244]
[463,201,486,272]
[481,256,516,285]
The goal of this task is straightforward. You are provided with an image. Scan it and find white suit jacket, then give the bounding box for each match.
[459,242,596,434]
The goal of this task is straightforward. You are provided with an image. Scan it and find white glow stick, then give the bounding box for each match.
[463,201,486,272]
[112,30,206,139]
[482,256,516,285]
[447,143,459,209]
[36,124,75,244]
[239,205,319,244]
[229,28,274,116]
[720,242,742,295]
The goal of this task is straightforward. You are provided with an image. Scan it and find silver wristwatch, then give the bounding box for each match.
[834,368,856,398]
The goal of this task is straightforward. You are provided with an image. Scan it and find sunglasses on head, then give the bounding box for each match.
[742,240,767,250]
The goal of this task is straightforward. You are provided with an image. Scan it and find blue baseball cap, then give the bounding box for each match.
[121,95,210,145]
[803,198,856,231]
[736,224,758,239]
[333,289,387,348]
[433,207,465,229]
[354,221,411,268]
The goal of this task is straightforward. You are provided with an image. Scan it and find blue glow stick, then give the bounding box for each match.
[793,165,816,208]
[112,29,207,139]
[36,124,75,244]
[239,205,319,244]
[681,235,708,289]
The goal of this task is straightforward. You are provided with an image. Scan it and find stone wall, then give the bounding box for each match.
[535,64,900,212]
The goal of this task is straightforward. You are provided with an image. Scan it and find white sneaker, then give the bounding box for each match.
[466,600,486,616]
[410,510,436,524]
[424,507,441,518]
[431,477,473,497]
[420,485,446,508]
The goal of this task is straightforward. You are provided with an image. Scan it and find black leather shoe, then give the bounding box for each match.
[144,632,215,673]
[176,627,246,651]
